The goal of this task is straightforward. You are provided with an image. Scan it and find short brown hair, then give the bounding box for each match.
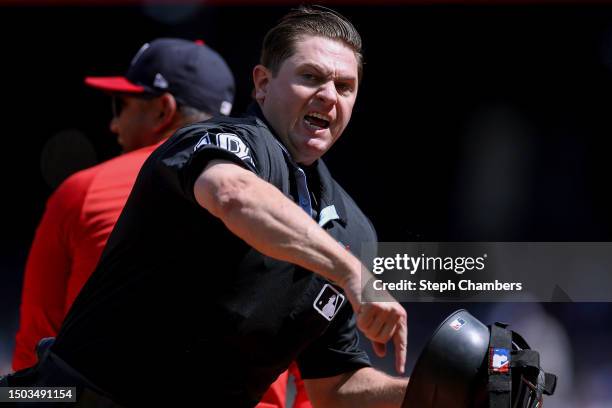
[260,5,363,81]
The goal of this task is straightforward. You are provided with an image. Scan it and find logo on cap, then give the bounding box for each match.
[154,73,169,89]
[220,101,232,116]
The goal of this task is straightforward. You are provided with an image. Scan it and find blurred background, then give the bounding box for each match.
[1,1,612,406]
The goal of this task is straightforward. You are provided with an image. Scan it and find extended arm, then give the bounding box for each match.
[194,160,407,373]
[305,367,408,408]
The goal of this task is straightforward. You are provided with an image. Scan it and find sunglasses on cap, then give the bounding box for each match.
[111,93,160,118]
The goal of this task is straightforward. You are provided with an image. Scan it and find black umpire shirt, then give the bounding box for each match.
[53,104,375,407]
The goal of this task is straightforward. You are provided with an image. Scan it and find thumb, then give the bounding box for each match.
[372,341,386,357]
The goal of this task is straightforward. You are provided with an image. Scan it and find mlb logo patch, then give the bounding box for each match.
[490,348,510,373]
[313,284,345,321]
[449,317,466,331]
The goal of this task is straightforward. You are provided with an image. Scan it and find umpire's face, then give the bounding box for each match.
[254,35,359,165]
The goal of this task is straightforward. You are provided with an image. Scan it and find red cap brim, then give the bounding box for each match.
[84,76,145,93]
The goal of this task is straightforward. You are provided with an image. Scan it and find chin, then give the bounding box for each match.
[298,145,327,164]
[309,139,333,153]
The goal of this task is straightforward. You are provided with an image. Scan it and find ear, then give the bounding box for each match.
[252,64,271,105]
[152,93,177,133]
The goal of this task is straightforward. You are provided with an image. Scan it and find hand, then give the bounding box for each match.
[357,301,407,375]
[341,271,408,375]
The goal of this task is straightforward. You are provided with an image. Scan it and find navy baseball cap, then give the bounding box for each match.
[85,38,235,116]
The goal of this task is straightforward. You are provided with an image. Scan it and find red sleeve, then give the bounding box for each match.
[12,172,92,371]
[255,363,313,408]
[257,369,288,408]
[290,362,313,408]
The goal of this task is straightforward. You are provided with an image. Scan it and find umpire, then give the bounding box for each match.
[3,6,408,407]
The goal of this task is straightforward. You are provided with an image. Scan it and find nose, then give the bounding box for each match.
[109,116,119,134]
[316,81,337,105]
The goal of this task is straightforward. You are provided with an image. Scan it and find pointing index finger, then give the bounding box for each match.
[393,315,407,375]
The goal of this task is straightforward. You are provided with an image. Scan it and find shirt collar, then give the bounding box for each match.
[247,102,303,168]
[315,160,347,226]
[246,102,277,138]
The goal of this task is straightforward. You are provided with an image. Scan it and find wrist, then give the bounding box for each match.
[336,257,367,311]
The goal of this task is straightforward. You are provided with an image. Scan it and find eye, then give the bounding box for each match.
[336,82,354,95]
[112,96,127,117]
[302,73,317,81]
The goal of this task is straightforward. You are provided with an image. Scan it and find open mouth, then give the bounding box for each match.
[304,112,330,130]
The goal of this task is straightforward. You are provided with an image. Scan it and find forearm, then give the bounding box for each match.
[194,161,364,294]
[307,367,408,408]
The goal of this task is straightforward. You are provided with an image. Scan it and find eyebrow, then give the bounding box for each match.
[300,62,357,83]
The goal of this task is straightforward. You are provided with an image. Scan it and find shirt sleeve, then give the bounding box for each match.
[155,122,262,205]
[296,299,371,379]
[290,362,313,408]
[12,173,90,371]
